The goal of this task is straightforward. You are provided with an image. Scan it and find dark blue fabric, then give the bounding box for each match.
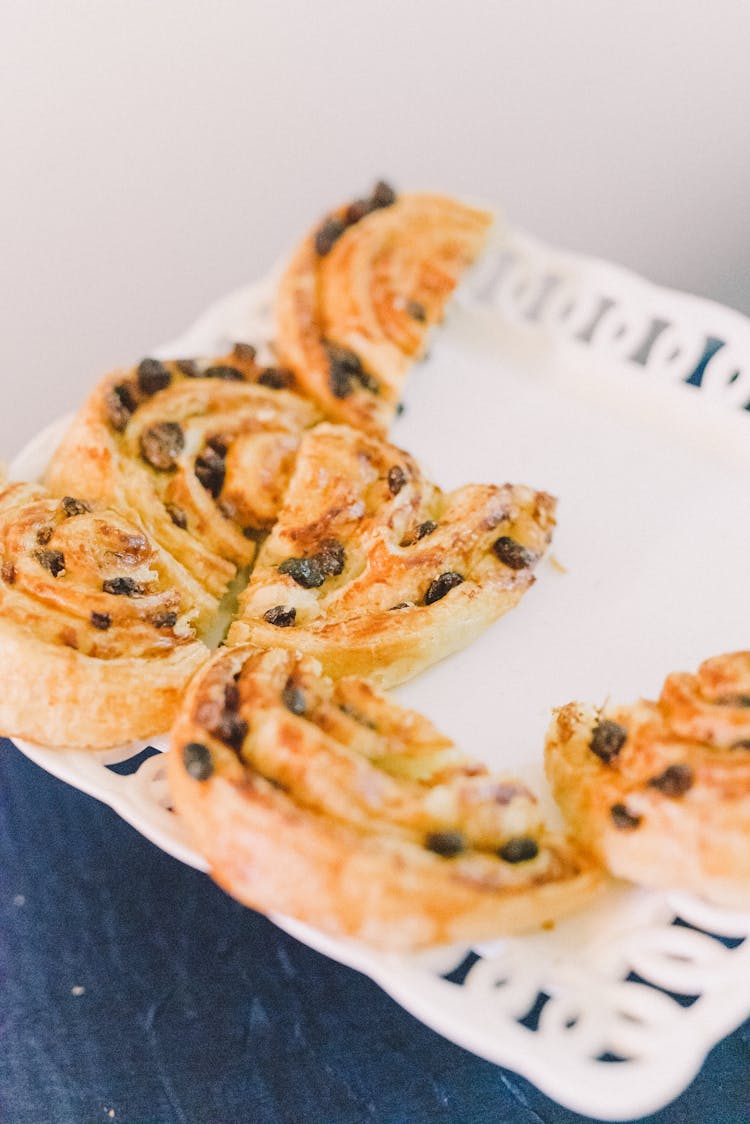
[2,742,749,1124]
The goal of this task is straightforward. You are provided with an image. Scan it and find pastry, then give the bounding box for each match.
[0,482,212,747]
[45,346,320,598]
[545,652,750,907]
[228,423,556,686]
[275,182,494,435]
[168,645,601,950]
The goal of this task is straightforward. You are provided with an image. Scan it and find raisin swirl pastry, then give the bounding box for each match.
[276,181,493,435]
[168,646,601,950]
[545,652,750,907]
[228,423,556,686]
[45,346,320,598]
[0,482,212,747]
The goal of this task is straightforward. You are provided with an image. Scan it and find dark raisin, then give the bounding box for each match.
[258,367,294,390]
[105,383,137,431]
[589,720,628,765]
[36,526,54,546]
[153,610,178,629]
[175,359,199,378]
[263,605,297,627]
[732,740,750,750]
[326,342,362,399]
[90,611,111,631]
[355,369,380,394]
[610,803,642,831]
[402,520,437,546]
[195,446,226,498]
[425,830,465,857]
[165,503,188,530]
[201,364,245,381]
[405,299,427,322]
[139,422,185,471]
[387,465,407,495]
[371,180,397,208]
[648,763,694,797]
[232,342,257,362]
[499,836,539,863]
[61,496,92,517]
[388,602,410,611]
[242,526,265,542]
[493,536,537,570]
[315,217,346,256]
[224,682,240,711]
[182,742,214,781]
[317,539,346,577]
[282,681,306,716]
[1,561,16,585]
[716,694,750,707]
[278,555,326,589]
[345,198,372,224]
[35,549,65,577]
[424,571,464,605]
[136,358,171,395]
[102,577,145,597]
[213,712,248,751]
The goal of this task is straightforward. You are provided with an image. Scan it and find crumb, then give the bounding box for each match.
[548,553,567,574]
[71,985,85,997]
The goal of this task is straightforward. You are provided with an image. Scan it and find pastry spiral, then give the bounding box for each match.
[276,182,493,435]
[545,652,750,907]
[228,423,556,686]
[0,482,211,747]
[168,645,601,950]
[45,346,320,598]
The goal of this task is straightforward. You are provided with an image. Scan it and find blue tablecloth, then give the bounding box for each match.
[2,741,749,1124]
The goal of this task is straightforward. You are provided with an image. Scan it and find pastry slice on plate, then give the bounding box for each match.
[545,651,750,908]
[169,645,601,950]
[276,181,494,435]
[45,345,320,598]
[0,482,212,747]
[229,422,556,686]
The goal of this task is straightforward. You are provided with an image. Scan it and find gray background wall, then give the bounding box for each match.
[3,0,749,457]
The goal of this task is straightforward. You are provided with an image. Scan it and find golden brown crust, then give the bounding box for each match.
[168,646,601,949]
[275,185,493,435]
[545,652,750,907]
[45,348,320,599]
[0,482,210,746]
[228,423,556,686]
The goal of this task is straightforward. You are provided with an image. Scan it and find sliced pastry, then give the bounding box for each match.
[168,645,601,950]
[0,481,212,747]
[228,423,556,686]
[545,652,750,908]
[45,345,320,598]
[276,181,494,435]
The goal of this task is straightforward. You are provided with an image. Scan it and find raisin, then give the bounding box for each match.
[224,682,240,711]
[35,549,65,577]
[371,180,397,208]
[648,763,694,797]
[36,526,54,546]
[153,610,178,629]
[317,539,345,577]
[402,520,437,547]
[388,602,410,611]
[165,504,188,530]
[102,577,145,597]
[258,367,294,390]
[395,402,405,417]
[139,422,185,471]
[182,742,214,781]
[326,342,362,399]
[136,358,171,395]
[716,694,750,707]
[589,720,627,765]
[61,496,92,517]
[105,383,136,431]
[263,605,296,627]
[175,359,199,378]
[242,526,266,542]
[201,365,245,381]
[499,836,539,863]
[195,446,226,498]
[405,299,427,322]
[1,561,16,585]
[278,555,326,589]
[212,712,248,751]
[610,803,641,831]
[345,198,372,224]
[424,571,464,604]
[387,465,407,495]
[493,536,537,570]
[315,217,346,256]
[232,342,257,362]
[425,830,465,857]
[90,611,111,631]
[282,682,306,716]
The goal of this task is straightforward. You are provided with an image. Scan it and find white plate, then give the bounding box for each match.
[11,224,750,1120]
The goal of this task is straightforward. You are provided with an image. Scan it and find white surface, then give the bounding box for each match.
[3,0,750,458]
[11,225,750,1119]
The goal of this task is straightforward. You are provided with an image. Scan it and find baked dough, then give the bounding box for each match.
[228,423,556,686]
[168,645,601,949]
[45,346,320,598]
[545,652,750,907]
[0,482,211,747]
[276,183,494,435]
